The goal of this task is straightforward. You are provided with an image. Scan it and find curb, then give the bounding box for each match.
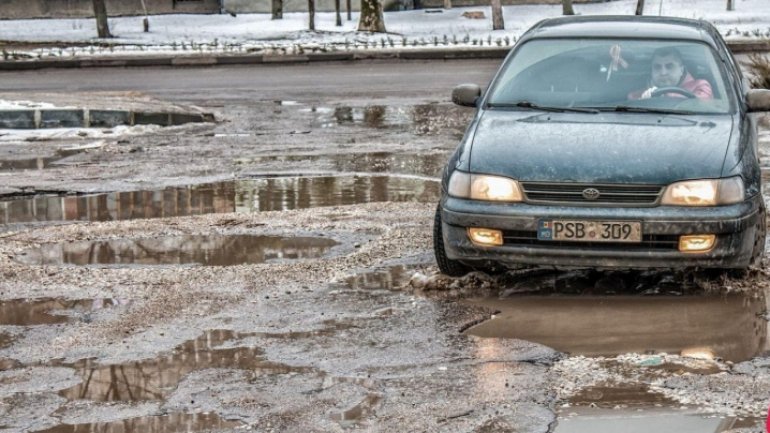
[1,41,763,71]
[0,108,215,129]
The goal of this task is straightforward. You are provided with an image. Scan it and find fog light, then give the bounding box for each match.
[678,235,716,253]
[468,228,503,246]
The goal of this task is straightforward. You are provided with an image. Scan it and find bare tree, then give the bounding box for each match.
[92,0,112,38]
[309,0,316,30]
[491,0,504,30]
[444,0,452,9]
[727,0,734,10]
[561,0,575,15]
[358,0,386,32]
[335,0,342,26]
[272,0,283,19]
[347,0,352,21]
[635,0,644,15]
[139,0,150,32]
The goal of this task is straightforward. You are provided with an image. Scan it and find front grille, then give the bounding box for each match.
[503,230,679,251]
[521,182,664,205]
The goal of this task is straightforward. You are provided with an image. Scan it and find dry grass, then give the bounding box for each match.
[744,53,770,89]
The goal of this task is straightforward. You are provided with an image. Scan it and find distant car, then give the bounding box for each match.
[434,16,770,276]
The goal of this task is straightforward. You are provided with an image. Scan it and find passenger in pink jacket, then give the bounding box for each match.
[628,47,713,100]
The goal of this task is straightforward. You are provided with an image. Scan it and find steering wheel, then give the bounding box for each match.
[650,87,696,99]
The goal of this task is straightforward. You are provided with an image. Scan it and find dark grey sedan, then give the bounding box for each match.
[434,16,770,276]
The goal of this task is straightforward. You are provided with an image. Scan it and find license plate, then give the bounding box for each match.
[537,220,642,243]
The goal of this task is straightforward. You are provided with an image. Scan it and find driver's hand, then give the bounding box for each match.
[640,86,658,99]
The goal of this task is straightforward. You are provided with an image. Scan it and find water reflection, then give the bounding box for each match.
[1,175,439,225]
[304,104,470,136]
[465,293,768,362]
[234,151,448,178]
[0,298,125,326]
[59,329,310,402]
[344,265,416,291]
[32,412,241,433]
[0,332,12,349]
[0,155,61,171]
[16,235,339,267]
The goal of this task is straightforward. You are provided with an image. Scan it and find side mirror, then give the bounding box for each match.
[746,89,770,112]
[452,84,482,107]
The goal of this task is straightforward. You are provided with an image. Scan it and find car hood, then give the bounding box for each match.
[468,111,734,184]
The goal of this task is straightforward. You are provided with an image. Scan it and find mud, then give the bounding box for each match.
[15,235,341,267]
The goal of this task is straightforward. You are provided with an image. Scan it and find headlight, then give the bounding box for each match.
[448,171,523,202]
[661,177,744,206]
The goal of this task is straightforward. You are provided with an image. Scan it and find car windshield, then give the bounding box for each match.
[486,38,733,114]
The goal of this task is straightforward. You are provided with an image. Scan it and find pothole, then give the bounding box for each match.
[0,332,13,349]
[0,298,127,326]
[555,383,762,432]
[15,235,341,267]
[330,393,382,426]
[0,175,439,225]
[344,265,419,291]
[32,412,242,433]
[234,151,448,178]
[58,329,314,402]
[464,292,769,362]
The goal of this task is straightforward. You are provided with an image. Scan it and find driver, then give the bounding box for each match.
[629,47,713,100]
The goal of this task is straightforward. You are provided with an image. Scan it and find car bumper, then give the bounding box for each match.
[440,195,763,269]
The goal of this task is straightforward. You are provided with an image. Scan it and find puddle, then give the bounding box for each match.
[0,332,13,349]
[0,155,61,171]
[234,151,448,178]
[556,384,756,433]
[16,235,340,267]
[0,175,439,225]
[32,412,241,433]
[0,298,126,326]
[330,394,382,425]
[345,265,417,291]
[299,104,469,135]
[465,293,769,362]
[59,329,312,402]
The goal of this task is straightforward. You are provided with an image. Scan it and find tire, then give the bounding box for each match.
[433,205,470,277]
[749,204,767,269]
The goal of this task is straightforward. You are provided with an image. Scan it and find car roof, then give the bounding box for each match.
[523,16,715,44]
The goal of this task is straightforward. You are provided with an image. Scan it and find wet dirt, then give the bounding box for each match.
[0,332,13,349]
[0,175,439,226]
[58,329,313,402]
[32,412,242,433]
[234,151,448,178]
[464,293,768,362]
[15,235,340,267]
[0,298,126,326]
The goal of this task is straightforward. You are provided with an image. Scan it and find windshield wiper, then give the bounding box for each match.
[597,105,696,115]
[489,101,599,114]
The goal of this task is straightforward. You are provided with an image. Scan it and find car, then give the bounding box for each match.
[434,15,770,276]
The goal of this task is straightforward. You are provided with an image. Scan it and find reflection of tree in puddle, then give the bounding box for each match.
[345,265,416,291]
[18,235,339,267]
[59,329,311,402]
[0,298,124,326]
[235,176,440,212]
[313,104,469,136]
[465,291,768,362]
[32,412,241,433]
[235,152,448,177]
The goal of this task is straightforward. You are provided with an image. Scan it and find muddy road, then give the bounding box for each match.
[0,60,769,432]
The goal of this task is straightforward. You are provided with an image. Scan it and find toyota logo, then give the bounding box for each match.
[582,188,601,200]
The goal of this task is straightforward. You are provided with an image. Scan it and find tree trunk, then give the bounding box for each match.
[358,0,386,32]
[272,0,283,19]
[139,0,150,32]
[92,0,112,38]
[335,0,342,26]
[347,0,352,21]
[308,0,315,30]
[561,0,574,15]
[726,0,734,10]
[444,0,452,9]
[635,0,644,15]
[491,0,504,30]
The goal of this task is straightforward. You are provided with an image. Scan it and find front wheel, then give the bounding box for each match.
[433,205,470,277]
